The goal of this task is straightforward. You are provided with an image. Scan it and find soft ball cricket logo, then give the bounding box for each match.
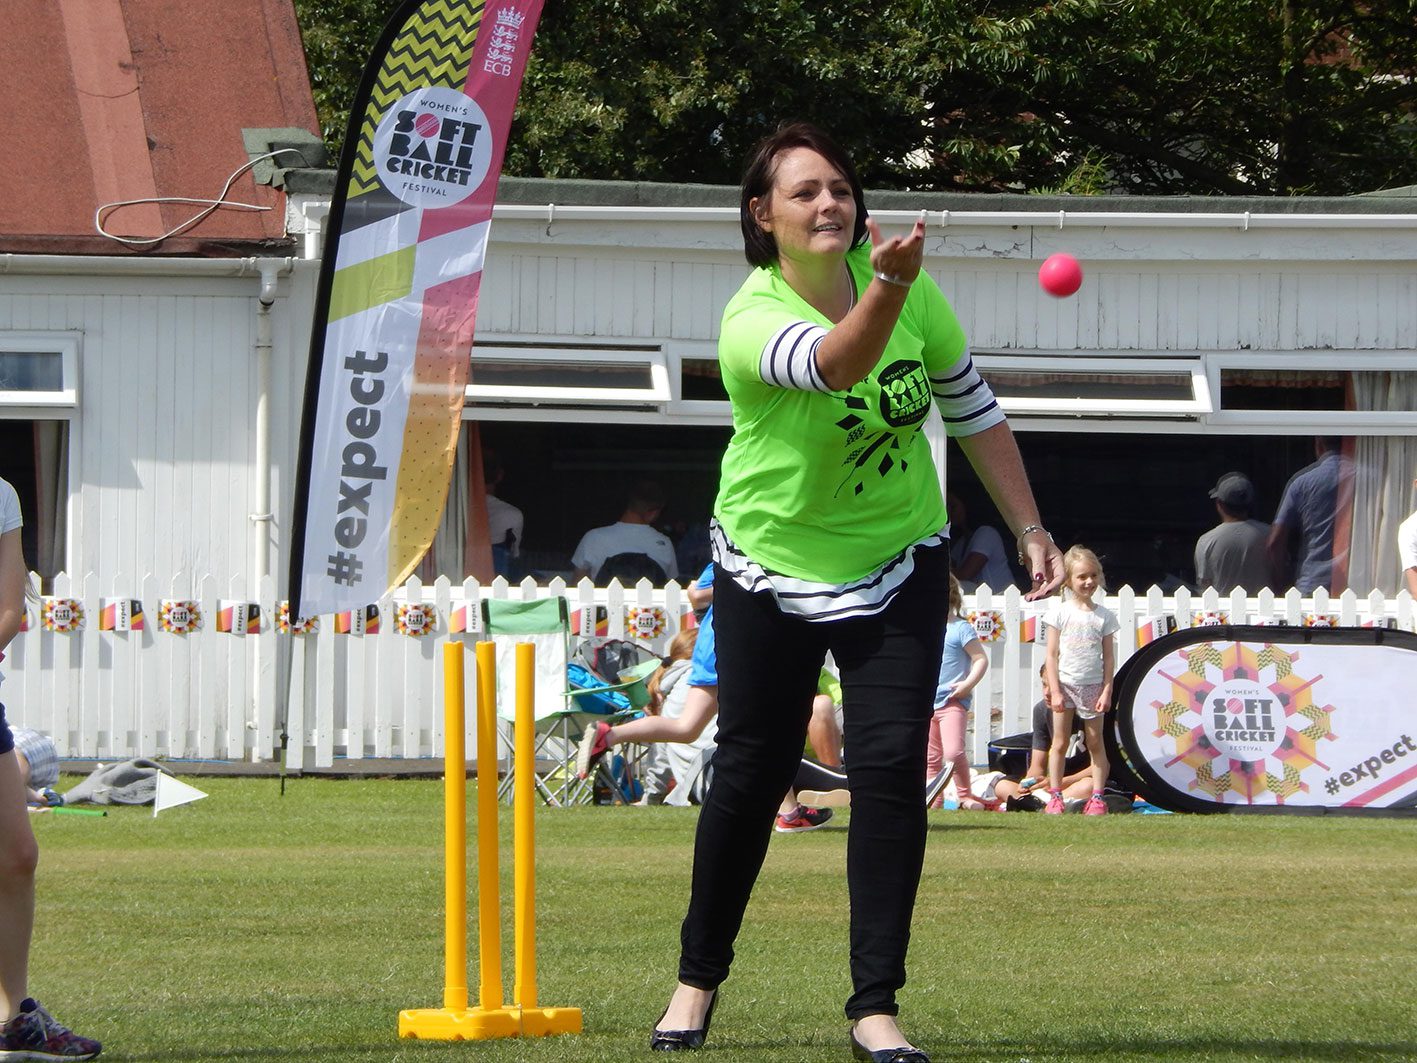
[1151,641,1338,803]
[875,361,930,428]
[372,87,494,208]
[1205,681,1283,760]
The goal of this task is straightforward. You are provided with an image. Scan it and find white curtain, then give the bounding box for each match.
[1349,373,1417,594]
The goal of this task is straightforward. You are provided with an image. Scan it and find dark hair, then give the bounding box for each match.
[739,122,869,268]
[626,479,666,513]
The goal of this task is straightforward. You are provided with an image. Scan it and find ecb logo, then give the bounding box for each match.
[1203,679,1283,760]
[372,87,494,208]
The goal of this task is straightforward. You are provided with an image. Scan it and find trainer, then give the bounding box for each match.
[649,123,1062,1061]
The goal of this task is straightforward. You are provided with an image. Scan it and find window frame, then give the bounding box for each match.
[971,352,1213,417]
[464,338,670,407]
[1203,350,1417,431]
[0,332,80,412]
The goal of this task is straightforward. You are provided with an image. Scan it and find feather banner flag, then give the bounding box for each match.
[289,0,544,615]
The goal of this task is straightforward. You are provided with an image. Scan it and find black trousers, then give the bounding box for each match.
[677,543,950,1019]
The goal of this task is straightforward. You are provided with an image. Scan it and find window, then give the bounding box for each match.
[0,333,79,408]
[973,353,1212,417]
[465,339,669,407]
[1206,355,1417,430]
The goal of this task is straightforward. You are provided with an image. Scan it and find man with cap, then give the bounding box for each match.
[1195,472,1273,594]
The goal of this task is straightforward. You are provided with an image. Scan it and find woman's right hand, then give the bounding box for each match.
[864,212,926,287]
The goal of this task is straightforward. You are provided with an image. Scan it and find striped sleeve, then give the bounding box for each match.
[757,321,833,392]
[929,351,1005,436]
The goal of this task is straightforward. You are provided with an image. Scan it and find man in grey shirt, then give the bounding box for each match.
[1195,472,1272,594]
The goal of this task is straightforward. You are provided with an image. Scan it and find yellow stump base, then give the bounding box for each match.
[398,1005,583,1041]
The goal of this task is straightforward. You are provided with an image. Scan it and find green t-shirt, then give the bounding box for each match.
[714,246,968,583]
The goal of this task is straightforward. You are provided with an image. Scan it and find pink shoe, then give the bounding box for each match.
[575,721,612,778]
[1043,791,1065,815]
[1083,794,1108,816]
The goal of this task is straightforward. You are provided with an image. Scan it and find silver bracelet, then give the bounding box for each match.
[1016,524,1054,565]
[873,271,912,289]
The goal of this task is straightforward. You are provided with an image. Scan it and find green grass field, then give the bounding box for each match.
[29,777,1417,1062]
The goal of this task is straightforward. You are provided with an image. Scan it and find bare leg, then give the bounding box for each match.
[807,694,843,767]
[0,751,37,1020]
[1047,708,1075,791]
[1082,715,1108,795]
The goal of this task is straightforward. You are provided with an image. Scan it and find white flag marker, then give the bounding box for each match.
[153,774,208,817]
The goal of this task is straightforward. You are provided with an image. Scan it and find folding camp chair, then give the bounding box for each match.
[479,598,654,806]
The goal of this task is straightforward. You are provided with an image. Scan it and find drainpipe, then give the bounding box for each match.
[251,260,287,586]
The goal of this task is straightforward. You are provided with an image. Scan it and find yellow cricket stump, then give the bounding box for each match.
[398,640,582,1041]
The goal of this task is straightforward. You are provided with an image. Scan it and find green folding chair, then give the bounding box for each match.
[479,598,654,806]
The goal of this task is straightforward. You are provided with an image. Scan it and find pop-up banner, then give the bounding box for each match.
[1110,626,1417,814]
[289,0,545,616]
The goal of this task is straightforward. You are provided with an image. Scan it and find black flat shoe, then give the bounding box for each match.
[650,990,717,1052]
[850,1027,930,1063]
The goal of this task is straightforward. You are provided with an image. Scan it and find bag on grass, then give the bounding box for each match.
[61,759,173,806]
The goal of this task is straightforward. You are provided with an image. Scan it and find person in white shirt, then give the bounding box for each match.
[1398,476,1417,597]
[1041,545,1120,817]
[946,492,1015,593]
[571,480,678,583]
[482,452,523,578]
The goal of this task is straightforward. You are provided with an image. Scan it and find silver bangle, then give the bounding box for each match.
[873,271,912,289]
[1016,524,1053,564]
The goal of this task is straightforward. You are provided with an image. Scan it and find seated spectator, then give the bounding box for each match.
[992,699,1092,808]
[993,678,1132,812]
[11,728,60,807]
[483,450,524,579]
[1195,472,1272,594]
[947,492,1016,593]
[635,629,719,806]
[674,520,712,582]
[576,583,831,832]
[571,480,679,584]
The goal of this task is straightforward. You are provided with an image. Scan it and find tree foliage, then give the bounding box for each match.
[295,0,1417,195]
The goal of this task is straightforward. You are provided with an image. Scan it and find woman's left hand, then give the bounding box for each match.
[864,212,926,286]
[1020,530,1065,601]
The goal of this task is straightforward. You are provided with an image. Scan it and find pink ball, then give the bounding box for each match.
[1038,253,1083,298]
[414,112,440,138]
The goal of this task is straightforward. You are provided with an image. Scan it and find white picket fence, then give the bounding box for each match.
[6,571,1414,770]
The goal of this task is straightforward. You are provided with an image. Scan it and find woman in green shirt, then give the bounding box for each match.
[651,124,1062,1062]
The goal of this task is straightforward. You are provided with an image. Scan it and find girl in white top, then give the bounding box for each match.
[1041,546,1119,816]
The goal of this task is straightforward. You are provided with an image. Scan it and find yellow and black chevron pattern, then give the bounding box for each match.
[348,0,486,200]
